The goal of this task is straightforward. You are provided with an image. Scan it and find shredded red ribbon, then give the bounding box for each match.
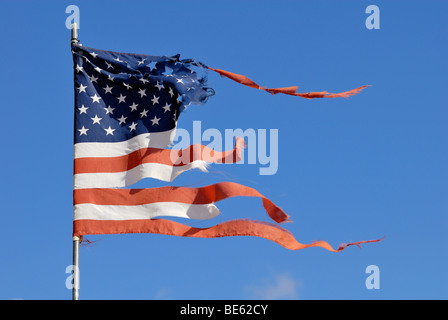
[74,137,246,174]
[208,67,369,99]
[74,219,383,252]
[74,181,290,224]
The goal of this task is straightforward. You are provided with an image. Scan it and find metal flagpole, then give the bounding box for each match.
[72,236,80,300]
[71,22,80,301]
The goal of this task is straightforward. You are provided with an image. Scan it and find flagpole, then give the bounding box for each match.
[72,236,80,300]
[71,22,80,301]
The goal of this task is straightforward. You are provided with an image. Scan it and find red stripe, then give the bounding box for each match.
[208,67,369,99]
[74,181,289,223]
[74,137,245,174]
[73,219,383,252]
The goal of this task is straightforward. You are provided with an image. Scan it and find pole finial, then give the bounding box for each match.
[71,23,79,45]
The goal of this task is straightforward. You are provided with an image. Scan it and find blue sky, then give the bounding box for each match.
[0,0,447,300]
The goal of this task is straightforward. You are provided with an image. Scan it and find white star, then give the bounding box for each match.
[108,75,115,82]
[88,74,98,83]
[75,64,83,73]
[139,77,149,84]
[77,84,87,93]
[168,87,174,97]
[91,115,102,124]
[114,57,123,63]
[162,103,171,113]
[105,61,113,69]
[150,116,161,126]
[94,66,102,73]
[140,109,148,118]
[129,122,137,131]
[138,88,146,98]
[176,94,182,103]
[154,81,163,91]
[129,102,139,112]
[103,84,113,94]
[151,94,160,105]
[104,126,115,135]
[118,115,127,125]
[78,126,89,136]
[176,78,184,84]
[104,105,115,115]
[147,61,157,71]
[138,58,146,65]
[78,105,88,114]
[123,83,132,90]
[117,94,126,104]
[90,94,102,103]
[90,51,98,58]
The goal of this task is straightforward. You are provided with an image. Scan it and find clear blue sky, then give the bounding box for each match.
[0,0,447,300]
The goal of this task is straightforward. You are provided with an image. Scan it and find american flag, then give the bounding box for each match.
[72,44,381,252]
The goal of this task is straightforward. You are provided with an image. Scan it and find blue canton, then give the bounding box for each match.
[72,44,214,143]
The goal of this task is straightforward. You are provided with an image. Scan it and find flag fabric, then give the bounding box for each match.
[74,182,289,224]
[207,67,369,99]
[72,44,381,252]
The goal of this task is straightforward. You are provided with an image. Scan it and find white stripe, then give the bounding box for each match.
[74,129,176,159]
[73,160,209,189]
[74,202,220,220]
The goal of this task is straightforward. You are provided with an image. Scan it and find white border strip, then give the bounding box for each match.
[74,202,220,220]
[74,129,176,159]
[73,160,208,188]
